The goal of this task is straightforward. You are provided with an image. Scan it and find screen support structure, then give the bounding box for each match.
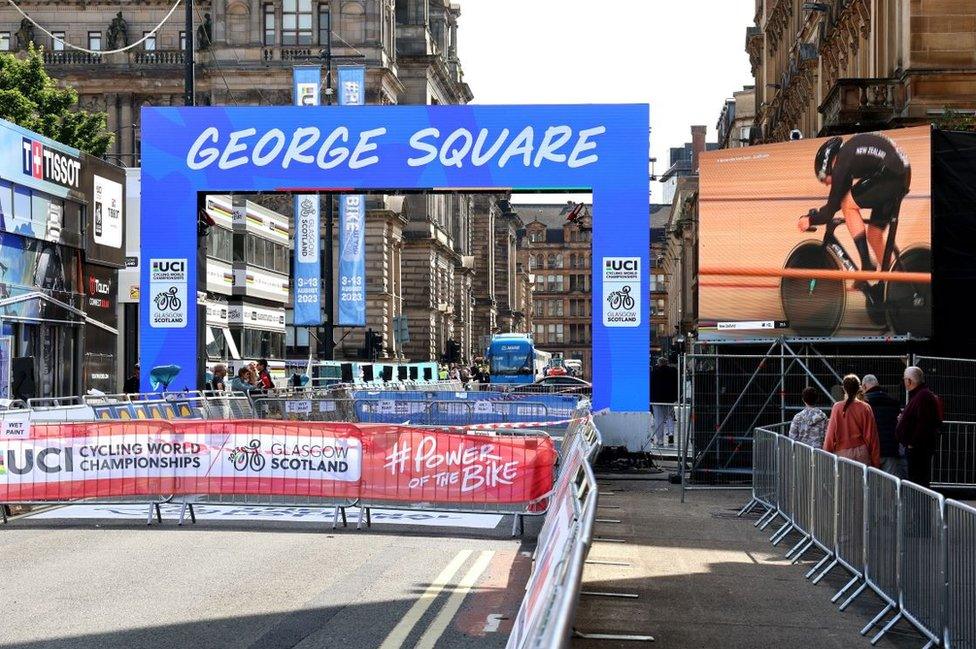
[139,104,650,412]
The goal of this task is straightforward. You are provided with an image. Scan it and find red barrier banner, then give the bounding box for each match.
[0,420,362,502]
[359,425,557,507]
[0,421,555,508]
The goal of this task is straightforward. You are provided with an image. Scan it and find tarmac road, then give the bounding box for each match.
[0,505,534,649]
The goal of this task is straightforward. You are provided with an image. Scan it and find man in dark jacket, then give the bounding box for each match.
[895,366,942,488]
[862,374,905,478]
[650,357,679,446]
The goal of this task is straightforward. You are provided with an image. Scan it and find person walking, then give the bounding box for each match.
[824,374,881,468]
[862,374,906,478]
[895,366,943,488]
[650,357,679,446]
[789,387,828,447]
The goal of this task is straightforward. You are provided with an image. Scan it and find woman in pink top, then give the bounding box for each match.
[824,374,881,468]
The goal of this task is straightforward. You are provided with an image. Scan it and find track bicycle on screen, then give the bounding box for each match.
[780,214,930,337]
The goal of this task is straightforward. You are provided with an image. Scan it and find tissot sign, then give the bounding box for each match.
[140,105,650,411]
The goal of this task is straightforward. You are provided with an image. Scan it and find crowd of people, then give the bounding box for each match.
[789,366,943,487]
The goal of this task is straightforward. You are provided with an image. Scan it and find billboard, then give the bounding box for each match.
[698,126,931,341]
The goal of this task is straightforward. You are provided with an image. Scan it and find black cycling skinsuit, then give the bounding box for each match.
[810,133,912,227]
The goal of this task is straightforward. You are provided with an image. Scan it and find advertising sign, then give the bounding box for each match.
[0,118,80,201]
[338,66,365,106]
[699,126,932,341]
[0,421,556,507]
[149,258,188,328]
[139,104,650,411]
[602,257,641,327]
[83,264,118,393]
[93,174,123,249]
[338,194,366,326]
[0,335,10,399]
[292,67,323,326]
[81,154,126,267]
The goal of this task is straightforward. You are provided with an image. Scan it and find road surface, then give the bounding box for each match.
[0,504,534,649]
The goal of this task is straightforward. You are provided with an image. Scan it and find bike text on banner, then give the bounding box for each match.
[337,66,366,327]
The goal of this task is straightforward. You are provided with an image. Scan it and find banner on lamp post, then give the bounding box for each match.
[292,66,322,325]
[338,65,366,327]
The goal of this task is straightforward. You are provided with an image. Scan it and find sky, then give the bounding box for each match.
[457,0,755,204]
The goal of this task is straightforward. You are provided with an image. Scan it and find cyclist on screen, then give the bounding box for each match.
[797,133,912,306]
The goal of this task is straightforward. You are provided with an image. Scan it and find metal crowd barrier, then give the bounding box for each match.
[933,421,976,488]
[742,427,976,648]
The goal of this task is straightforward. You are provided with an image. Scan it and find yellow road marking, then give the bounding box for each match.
[414,550,495,649]
[378,550,472,649]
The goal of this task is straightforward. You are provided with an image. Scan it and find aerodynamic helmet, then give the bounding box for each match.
[814,136,844,181]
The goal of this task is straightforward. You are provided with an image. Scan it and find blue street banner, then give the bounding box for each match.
[338,195,365,326]
[337,66,366,326]
[292,66,322,325]
[337,66,365,106]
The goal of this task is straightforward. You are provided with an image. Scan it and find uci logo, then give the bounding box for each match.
[153,261,186,273]
[3,448,74,474]
[606,259,638,271]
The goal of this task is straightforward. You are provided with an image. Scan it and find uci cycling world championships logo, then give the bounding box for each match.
[602,257,641,328]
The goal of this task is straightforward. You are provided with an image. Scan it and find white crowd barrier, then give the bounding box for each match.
[741,426,976,649]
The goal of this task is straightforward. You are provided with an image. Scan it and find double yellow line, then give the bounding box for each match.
[380,549,495,649]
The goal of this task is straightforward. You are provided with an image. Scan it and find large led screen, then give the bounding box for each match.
[698,126,931,341]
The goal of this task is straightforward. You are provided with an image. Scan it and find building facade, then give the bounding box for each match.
[519,203,593,379]
[748,0,976,142]
[716,85,757,149]
[2,1,532,369]
[649,203,670,358]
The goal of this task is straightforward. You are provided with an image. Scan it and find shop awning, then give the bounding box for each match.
[0,292,118,335]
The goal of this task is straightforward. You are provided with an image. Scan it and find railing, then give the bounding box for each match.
[262,46,318,62]
[819,77,905,131]
[741,427,975,648]
[43,49,185,66]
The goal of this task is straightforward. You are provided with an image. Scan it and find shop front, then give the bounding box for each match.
[0,118,124,399]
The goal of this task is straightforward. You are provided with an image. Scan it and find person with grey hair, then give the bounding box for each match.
[862,374,905,477]
[895,366,943,488]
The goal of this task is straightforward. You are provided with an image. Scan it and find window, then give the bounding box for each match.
[548,299,563,317]
[532,302,544,318]
[547,324,564,343]
[243,236,289,273]
[739,126,752,143]
[0,32,9,51]
[239,329,285,359]
[51,31,65,52]
[534,324,545,343]
[650,273,666,292]
[282,0,313,45]
[318,5,330,45]
[264,4,276,45]
[88,32,102,51]
[143,32,156,51]
[529,229,544,243]
[546,275,564,292]
[528,254,539,271]
[206,227,233,263]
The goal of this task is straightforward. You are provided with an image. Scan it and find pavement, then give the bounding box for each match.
[0,505,537,649]
[572,467,923,649]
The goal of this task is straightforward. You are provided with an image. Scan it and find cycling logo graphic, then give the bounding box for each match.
[607,286,635,311]
[153,287,182,312]
[698,125,932,341]
[230,439,265,472]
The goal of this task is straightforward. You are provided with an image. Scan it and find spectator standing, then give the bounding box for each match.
[895,366,943,488]
[650,357,679,446]
[789,387,828,447]
[123,363,140,394]
[862,374,906,478]
[824,374,881,467]
[206,364,227,392]
[256,359,275,390]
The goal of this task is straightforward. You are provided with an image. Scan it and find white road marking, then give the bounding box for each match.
[378,550,472,649]
[415,550,495,649]
[483,613,505,633]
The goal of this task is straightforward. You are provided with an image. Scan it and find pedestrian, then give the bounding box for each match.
[789,387,828,447]
[206,364,227,392]
[438,364,448,381]
[650,357,678,446]
[862,374,906,478]
[449,364,460,381]
[824,374,881,467]
[230,367,254,393]
[256,359,275,390]
[247,362,259,386]
[895,366,943,488]
[123,363,140,394]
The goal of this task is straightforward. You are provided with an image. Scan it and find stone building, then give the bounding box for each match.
[1,0,527,366]
[716,85,757,149]
[649,203,670,357]
[519,203,593,379]
[747,0,976,142]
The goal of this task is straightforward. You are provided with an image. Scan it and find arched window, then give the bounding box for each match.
[341,1,366,44]
[547,253,556,269]
[553,254,563,269]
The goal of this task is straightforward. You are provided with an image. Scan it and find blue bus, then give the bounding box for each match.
[486,334,551,385]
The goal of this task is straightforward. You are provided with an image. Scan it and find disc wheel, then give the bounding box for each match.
[885,246,931,337]
[780,243,845,337]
